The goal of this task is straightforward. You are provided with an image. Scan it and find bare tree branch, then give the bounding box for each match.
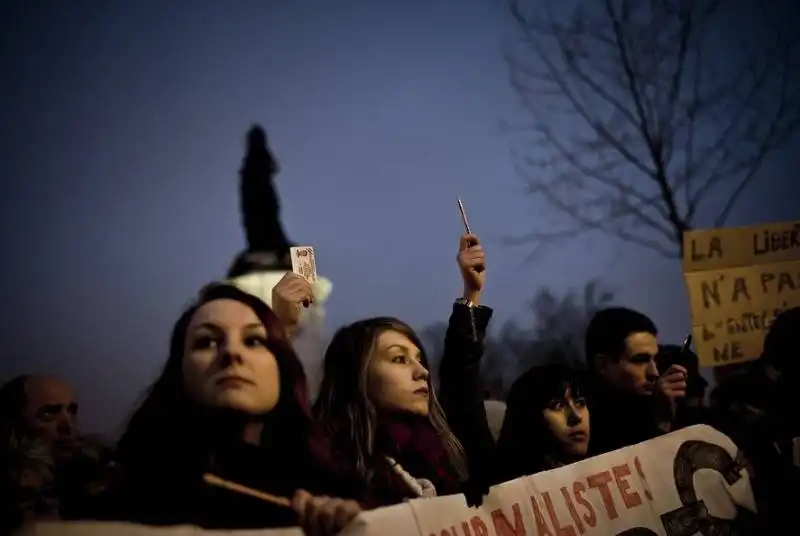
[506,0,800,259]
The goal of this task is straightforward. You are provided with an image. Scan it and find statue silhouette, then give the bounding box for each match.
[228,125,294,276]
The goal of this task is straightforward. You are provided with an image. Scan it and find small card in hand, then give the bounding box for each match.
[290,246,318,283]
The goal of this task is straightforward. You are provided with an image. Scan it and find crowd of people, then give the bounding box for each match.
[1,233,798,535]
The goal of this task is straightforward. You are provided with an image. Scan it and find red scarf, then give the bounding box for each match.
[375,414,460,497]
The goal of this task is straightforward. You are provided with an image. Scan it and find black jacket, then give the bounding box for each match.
[584,378,665,455]
[438,302,500,502]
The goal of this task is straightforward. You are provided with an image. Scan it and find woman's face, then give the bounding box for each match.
[182,299,281,415]
[541,387,590,457]
[367,330,430,417]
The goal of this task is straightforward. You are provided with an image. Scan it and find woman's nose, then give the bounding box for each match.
[412,362,429,381]
[566,405,582,425]
[219,342,245,364]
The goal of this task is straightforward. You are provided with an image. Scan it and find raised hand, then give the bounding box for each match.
[457,233,486,304]
[656,364,687,425]
[271,273,315,336]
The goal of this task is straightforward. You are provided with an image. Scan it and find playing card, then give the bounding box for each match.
[290,246,318,283]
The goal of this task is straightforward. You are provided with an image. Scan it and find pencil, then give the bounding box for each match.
[203,473,292,508]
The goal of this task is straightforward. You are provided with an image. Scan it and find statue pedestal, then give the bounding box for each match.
[228,269,332,402]
[227,249,291,278]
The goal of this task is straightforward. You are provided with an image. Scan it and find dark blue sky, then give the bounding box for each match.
[1,0,798,435]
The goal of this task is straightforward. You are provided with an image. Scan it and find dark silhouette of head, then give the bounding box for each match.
[247,125,267,150]
[244,124,279,175]
[763,306,800,377]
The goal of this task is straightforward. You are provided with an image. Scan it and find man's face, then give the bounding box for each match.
[21,376,79,445]
[599,332,660,396]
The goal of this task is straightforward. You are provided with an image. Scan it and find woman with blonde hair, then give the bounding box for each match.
[314,234,494,505]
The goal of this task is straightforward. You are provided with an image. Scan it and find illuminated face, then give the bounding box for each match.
[367,330,430,417]
[182,299,280,414]
[542,387,590,457]
[21,376,78,445]
[599,332,660,396]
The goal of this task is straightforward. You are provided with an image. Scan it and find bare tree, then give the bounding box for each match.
[506,0,800,258]
[530,279,614,362]
[496,280,615,377]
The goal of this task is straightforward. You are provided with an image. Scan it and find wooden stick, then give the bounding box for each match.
[203,473,292,508]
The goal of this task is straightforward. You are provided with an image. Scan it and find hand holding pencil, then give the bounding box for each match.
[456,197,486,304]
[203,473,361,535]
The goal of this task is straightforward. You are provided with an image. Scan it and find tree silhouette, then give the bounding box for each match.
[420,320,514,399]
[425,280,614,399]
[505,0,800,259]
[495,280,615,379]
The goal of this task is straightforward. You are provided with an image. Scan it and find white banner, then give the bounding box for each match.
[23,426,755,536]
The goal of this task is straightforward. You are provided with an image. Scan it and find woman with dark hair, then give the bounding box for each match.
[314,234,491,506]
[100,283,360,533]
[496,363,590,480]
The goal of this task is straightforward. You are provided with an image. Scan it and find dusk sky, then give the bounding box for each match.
[2,0,799,435]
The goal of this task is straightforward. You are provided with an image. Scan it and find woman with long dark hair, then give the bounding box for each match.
[314,234,493,506]
[496,363,591,480]
[101,283,359,533]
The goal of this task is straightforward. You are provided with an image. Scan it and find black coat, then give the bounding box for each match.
[438,302,501,502]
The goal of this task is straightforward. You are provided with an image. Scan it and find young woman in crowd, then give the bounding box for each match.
[494,363,591,480]
[99,283,360,534]
[314,234,493,506]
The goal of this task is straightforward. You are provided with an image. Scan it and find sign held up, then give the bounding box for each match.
[683,220,800,367]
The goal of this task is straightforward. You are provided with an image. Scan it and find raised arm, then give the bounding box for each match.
[438,234,498,497]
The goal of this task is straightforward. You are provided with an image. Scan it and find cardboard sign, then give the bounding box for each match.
[683,220,800,367]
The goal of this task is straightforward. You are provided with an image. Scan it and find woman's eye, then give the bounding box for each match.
[391,355,407,364]
[244,335,267,348]
[192,336,217,350]
[574,397,587,408]
[548,400,564,410]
